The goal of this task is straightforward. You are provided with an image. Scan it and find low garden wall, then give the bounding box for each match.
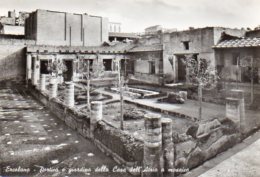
[28,85,144,169]
[28,83,243,175]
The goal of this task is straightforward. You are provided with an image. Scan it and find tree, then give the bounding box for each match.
[240,56,260,105]
[219,66,230,92]
[113,57,126,130]
[182,55,218,120]
[47,57,67,83]
[78,54,104,110]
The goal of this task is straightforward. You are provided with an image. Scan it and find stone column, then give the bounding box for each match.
[143,113,163,177]
[230,89,246,133]
[40,74,46,91]
[26,54,32,85]
[64,82,74,107]
[49,77,58,98]
[90,101,102,138]
[161,118,174,174]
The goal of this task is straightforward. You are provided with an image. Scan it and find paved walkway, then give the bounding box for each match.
[199,137,260,177]
[183,130,260,177]
[95,88,260,133]
[0,84,132,177]
[96,88,225,121]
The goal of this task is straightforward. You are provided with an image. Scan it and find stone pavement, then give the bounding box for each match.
[0,84,132,177]
[96,88,225,121]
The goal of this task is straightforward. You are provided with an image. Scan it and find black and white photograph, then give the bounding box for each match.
[0,0,260,176]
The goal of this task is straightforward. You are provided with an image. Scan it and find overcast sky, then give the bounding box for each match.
[0,0,259,32]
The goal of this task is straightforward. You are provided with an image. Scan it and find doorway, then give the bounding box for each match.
[40,60,50,74]
[64,60,73,81]
[177,55,186,82]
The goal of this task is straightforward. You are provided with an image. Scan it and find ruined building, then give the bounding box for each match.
[0,10,29,35]
[0,8,257,88]
[128,27,245,84]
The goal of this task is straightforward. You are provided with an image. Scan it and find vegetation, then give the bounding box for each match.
[78,55,104,110]
[182,55,219,120]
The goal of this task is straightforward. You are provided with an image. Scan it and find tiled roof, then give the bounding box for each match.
[128,44,163,52]
[27,43,136,54]
[26,43,163,54]
[214,37,260,48]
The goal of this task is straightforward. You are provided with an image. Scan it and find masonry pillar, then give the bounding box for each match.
[40,74,46,92]
[161,118,174,174]
[64,82,74,107]
[26,54,32,85]
[230,89,246,133]
[71,59,77,82]
[90,101,102,138]
[32,55,40,86]
[226,98,240,129]
[143,113,163,177]
[49,77,58,98]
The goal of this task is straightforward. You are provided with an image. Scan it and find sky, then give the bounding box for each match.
[0,0,259,32]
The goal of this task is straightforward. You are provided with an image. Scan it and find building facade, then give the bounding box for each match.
[214,32,260,84]
[126,27,245,85]
[109,22,121,33]
[162,27,245,83]
[25,9,109,46]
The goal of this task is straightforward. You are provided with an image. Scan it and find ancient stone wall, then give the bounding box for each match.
[0,37,36,81]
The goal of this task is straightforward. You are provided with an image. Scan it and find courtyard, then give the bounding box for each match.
[0,83,131,177]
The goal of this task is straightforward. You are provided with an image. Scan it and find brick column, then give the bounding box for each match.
[90,101,102,138]
[40,74,46,91]
[143,113,163,177]
[49,77,58,98]
[161,118,174,174]
[64,82,74,107]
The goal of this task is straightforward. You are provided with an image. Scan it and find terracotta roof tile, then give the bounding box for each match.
[214,37,260,48]
[109,32,140,38]
[128,44,163,52]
